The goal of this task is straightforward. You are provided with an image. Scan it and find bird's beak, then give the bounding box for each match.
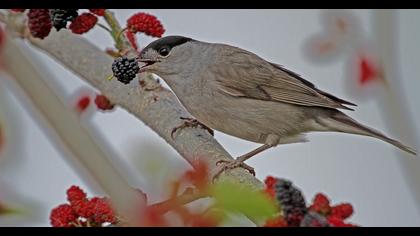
[138,58,159,73]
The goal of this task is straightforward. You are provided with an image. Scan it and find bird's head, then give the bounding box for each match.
[138,35,196,77]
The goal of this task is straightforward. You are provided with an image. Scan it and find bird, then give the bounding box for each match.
[137,35,417,178]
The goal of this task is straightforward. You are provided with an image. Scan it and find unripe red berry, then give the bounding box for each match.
[69,13,98,34]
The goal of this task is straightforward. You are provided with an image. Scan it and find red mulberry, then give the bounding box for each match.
[94,95,115,111]
[67,185,87,204]
[27,9,52,39]
[127,12,165,37]
[89,9,106,16]
[69,13,98,34]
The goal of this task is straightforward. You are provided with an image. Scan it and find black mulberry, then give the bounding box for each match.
[274,178,307,226]
[50,9,79,31]
[111,57,140,84]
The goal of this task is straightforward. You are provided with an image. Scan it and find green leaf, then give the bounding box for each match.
[210,181,277,223]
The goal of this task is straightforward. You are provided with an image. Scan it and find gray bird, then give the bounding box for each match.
[137,35,417,177]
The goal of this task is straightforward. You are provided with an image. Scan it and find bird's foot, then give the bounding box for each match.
[212,159,255,181]
[171,117,214,139]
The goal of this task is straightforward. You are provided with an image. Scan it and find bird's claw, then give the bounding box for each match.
[212,159,255,181]
[171,117,214,139]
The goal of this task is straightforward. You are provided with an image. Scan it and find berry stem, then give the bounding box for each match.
[96,22,112,34]
[115,27,127,41]
[148,189,208,215]
[102,10,131,52]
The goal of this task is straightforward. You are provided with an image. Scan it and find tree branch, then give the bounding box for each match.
[1,12,263,189]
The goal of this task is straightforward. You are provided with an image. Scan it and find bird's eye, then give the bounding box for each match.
[158,47,170,57]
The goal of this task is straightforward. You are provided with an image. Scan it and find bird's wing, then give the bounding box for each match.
[212,46,356,110]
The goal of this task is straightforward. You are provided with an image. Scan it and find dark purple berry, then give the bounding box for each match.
[111,56,140,84]
[274,178,307,226]
[50,9,79,31]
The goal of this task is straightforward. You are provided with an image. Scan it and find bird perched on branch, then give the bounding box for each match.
[137,35,416,178]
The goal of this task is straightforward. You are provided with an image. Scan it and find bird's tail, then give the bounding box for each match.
[317,111,417,155]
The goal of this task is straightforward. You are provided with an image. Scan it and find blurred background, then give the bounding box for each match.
[0,9,419,226]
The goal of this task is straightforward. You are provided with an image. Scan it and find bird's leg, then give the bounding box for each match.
[212,143,274,181]
[171,117,214,139]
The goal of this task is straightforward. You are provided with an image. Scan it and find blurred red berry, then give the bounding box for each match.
[69,13,98,34]
[67,185,87,204]
[89,9,106,16]
[27,9,52,39]
[125,30,138,50]
[331,203,353,220]
[50,204,77,227]
[127,12,165,37]
[76,96,91,113]
[263,216,288,227]
[358,55,380,85]
[327,215,358,227]
[144,207,169,226]
[190,213,219,227]
[94,94,115,111]
[11,9,25,12]
[309,193,331,215]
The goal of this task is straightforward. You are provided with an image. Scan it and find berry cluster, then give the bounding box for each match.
[308,193,357,227]
[111,56,140,84]
[263,176,357,227]
[20,9,104,39]
[126,12,165,38]
[50,185,117,227]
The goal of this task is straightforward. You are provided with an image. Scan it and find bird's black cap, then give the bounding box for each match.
[141,35,194,53]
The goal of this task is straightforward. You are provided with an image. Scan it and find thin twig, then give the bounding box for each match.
[149,190,208,215]
[96,22,112,34]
